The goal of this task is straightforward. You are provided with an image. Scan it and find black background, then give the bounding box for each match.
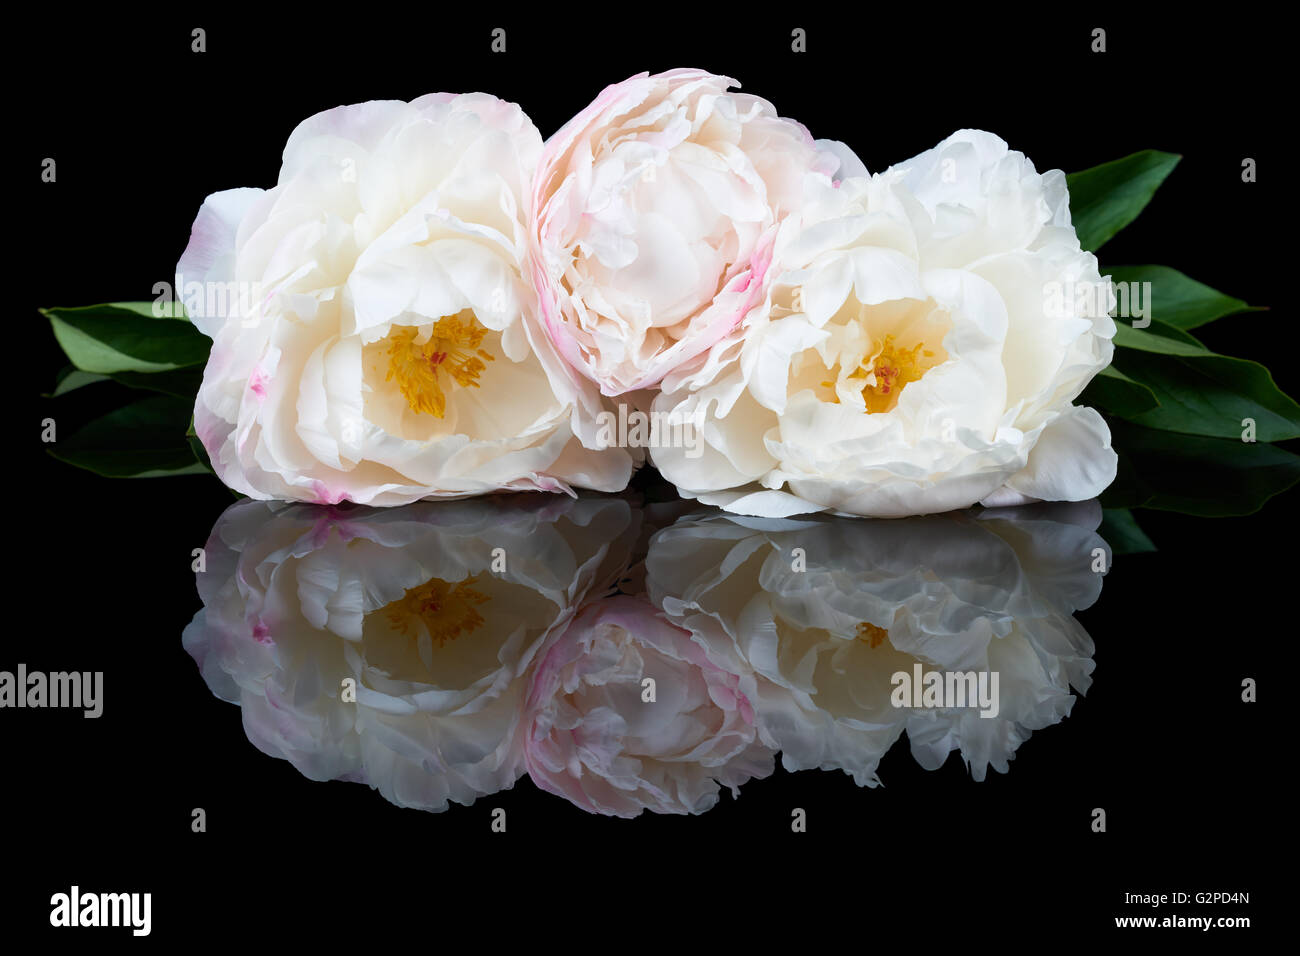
[11,10,1286,942]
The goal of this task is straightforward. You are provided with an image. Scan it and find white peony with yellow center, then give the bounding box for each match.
[180,93,632,506]
[650,130,1118,518]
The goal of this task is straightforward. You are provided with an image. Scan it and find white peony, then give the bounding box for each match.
[649,130,1117,518]
[179,93,631,506]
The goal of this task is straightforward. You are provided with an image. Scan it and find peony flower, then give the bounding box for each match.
[649,130,1118,518]
[645,502,1104,783]
[520,594,774,816]
[178,93,632,506]
[529,68,848,396]
[183,494,640,812]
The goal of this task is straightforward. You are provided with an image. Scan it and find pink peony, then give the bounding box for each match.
[529,68,847,396]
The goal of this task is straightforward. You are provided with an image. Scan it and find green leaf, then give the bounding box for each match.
[1112,320,1209,356]
[1102,422,1300,516]
[46,366,110,397]
[1110,348,1300,443]
[1141,319,1206,348]
[1082,366,1161,417]
[46,395,211,478]
[108,300,189,321]
[46,363,204,399]
[186,433,214,474]
[1067,151,1181,252]
[1098,508,1157,554]
[1107,265,1261,331]
[106,367,204,398]
[43,302,209,374]
[185,414,215,475]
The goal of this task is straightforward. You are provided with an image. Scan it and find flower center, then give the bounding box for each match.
[384,311,495,418]
[383,576,490,646]
[855,622,889,648]
[825,334,939,414]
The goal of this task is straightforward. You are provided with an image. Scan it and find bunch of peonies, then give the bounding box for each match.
[181,71,1116,516]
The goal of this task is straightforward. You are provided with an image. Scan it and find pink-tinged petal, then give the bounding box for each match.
[176,187,265,338]
[251,618,273,646]
[310,481,348,505]
[529,69,826,396]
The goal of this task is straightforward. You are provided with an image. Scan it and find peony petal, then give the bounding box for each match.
[1004,405,1118,502]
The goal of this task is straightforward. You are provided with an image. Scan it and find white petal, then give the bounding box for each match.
[1005,406,1117,502]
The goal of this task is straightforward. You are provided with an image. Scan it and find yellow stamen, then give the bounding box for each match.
[383,576,490,646]
[855,622,889,648]
[822,335,936,414]
[385,311,495,418]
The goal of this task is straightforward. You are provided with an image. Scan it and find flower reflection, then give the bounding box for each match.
[523,594,774,818]
[646,502,1105,785]
[184,495,639,811]
[185,496,1107,815]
